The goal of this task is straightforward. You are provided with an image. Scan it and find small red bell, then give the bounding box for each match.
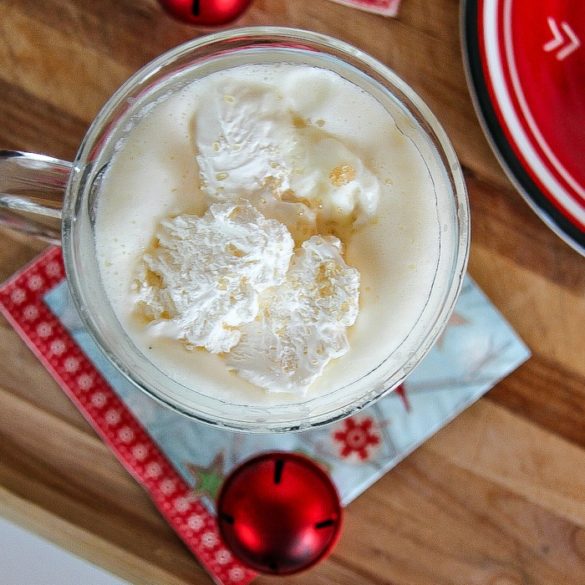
[217,452,343,575]
[158,0,252,26]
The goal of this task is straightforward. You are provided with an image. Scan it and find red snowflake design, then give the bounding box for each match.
[333,416,380,461]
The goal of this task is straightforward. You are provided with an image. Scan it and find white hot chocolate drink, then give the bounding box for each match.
[95,62,445,406]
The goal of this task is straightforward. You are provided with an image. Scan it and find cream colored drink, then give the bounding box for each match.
[95,63,443,406]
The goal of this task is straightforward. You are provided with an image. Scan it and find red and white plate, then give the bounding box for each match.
[463,0,585,255]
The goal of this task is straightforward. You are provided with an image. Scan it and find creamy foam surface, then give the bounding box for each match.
[95,63,442,405]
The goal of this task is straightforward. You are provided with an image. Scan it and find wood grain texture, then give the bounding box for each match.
[0,1,584,584]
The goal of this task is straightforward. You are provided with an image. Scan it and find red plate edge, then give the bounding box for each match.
[462,0,585,256]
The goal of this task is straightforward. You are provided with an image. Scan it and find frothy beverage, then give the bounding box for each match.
[95,63,444,406]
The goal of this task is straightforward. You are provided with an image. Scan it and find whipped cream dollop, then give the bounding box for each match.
[226,235,360,394]
[134,201,360,393]
[194,80,381,241]
[133,201,294,353]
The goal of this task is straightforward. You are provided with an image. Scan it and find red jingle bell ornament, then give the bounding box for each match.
[158,0,252,27]
[216,452,343,575]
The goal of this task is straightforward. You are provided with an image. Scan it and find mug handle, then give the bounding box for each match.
[0,150,72,244]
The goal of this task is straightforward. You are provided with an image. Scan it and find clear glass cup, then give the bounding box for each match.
[0,27,470,432]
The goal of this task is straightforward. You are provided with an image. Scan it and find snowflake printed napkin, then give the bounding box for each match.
[45,272,529,507]
[0,249,529,584]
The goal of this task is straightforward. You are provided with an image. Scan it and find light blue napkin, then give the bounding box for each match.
[45,276,530,508]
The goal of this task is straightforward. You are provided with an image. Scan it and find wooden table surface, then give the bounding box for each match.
[1,1,584,583]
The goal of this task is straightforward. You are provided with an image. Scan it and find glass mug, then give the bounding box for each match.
[0,27,469,432]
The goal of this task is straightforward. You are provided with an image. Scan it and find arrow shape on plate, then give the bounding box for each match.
[543,17,581,61]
